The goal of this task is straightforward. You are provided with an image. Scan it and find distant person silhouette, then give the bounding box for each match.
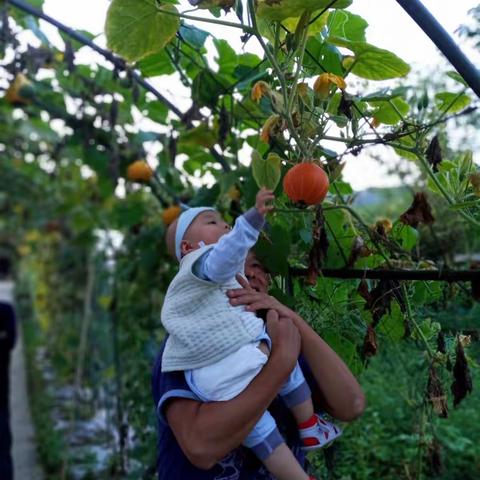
[0,257,16,480]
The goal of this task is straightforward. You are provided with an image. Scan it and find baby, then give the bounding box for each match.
[161,188,341,480]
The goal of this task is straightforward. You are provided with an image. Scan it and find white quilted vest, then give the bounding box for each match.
[161,245,264,372]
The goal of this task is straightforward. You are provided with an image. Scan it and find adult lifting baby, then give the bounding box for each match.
[152,188,365,480]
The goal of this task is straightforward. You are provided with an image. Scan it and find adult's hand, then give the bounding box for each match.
[227,274,293,318]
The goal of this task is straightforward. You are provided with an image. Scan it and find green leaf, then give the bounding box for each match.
[450,199,480,210]
[303,36,344,76]
[412,281,442,305]
[251,151,282,191]
[254,224,291,275]
[446,71,468,86]
[435,92,471,114]
[393,134,417,161]
[105,0,179,62]
[412,318,441,341]
[144,101,169,123]
[189,184,221,207]
[256,0,352,22]
[214,39,238,76]
[321,331,361,375]
[391,221,418,251]
[327,10,368,42]
[112,196,146,228]
[138,51,176,77]
[370,97,410,125]
[179,123,217,149]
[329,180,353,196]
[330,37,410,80]
[377,302,405,341]
[191,70,226,108]
[180,23,210,48]
[283,10,329,37]
[323,207,356,268]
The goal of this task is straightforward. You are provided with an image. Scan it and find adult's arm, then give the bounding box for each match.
[227,276,366,422]
[165,311,300,470]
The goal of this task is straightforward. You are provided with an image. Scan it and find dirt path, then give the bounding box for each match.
[11,324,44,480]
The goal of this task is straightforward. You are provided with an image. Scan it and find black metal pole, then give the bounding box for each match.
[6,0,232,172]
[290,267,480,282]
[395,0,480,99]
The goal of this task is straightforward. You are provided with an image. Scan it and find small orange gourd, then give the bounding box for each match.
[127,160,153,182]
[283,162,329,205]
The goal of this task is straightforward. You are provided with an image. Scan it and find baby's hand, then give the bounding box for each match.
[255,187,275,216]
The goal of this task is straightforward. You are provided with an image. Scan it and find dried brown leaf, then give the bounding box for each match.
[400,192,435,228]
[451,340,473,406]
[426,135,443,172]
[363,324,378,358]
[426,366,448,418]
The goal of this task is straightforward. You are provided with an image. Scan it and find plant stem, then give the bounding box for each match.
[246,0,308,157]
[286,13,310,116]
[156,7,254,33]
[401,283,434,359]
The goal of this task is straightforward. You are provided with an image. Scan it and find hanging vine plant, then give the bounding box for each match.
[1,0,480,478]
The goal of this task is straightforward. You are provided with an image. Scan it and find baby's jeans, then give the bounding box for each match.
[184,331,311,460]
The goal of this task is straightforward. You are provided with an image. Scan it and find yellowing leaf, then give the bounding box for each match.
[282,10,329,36]
[105,0,179,62]
[256,0,351,22]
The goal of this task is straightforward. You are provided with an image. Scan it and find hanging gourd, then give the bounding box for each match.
[283,162,329,205]
[127,160,153,182]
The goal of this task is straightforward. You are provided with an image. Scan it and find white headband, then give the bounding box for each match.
[175,207,216,261]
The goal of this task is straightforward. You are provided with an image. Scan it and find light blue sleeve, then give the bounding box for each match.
[193,208,264,283]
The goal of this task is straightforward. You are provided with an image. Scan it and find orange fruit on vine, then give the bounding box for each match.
[162,205,181,226]
[127,160,153,182]
[283,162,329,205]
[5,73,35,105]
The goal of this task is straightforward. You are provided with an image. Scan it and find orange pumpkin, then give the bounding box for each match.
[127,160,153,182]
[283,162,329,205]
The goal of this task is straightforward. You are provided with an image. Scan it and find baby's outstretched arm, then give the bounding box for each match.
[196,188,274,283]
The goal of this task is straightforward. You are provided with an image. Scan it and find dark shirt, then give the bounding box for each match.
[152,339,315,480]
[0,302,16,409]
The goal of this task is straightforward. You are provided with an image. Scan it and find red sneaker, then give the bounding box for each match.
[298,414,342,451]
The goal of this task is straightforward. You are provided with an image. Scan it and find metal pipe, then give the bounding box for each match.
[6,0,232,172]
[290,267,480,282]
[395,0,480,99]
